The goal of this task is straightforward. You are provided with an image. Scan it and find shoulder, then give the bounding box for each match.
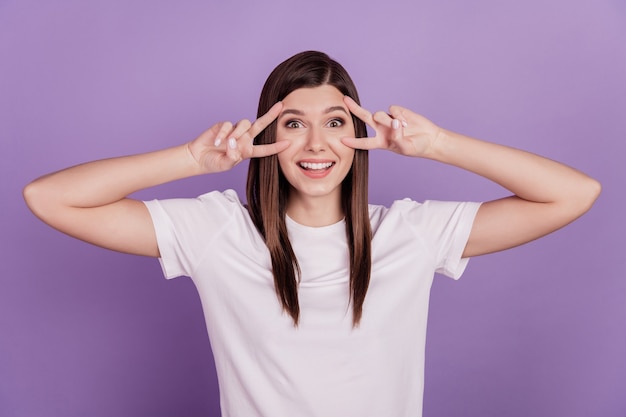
[143,189,260,257]
[144,189,250,230]
[145,189,244,212]
[369,198,481,231]
[367,198,430,227]
[196,189,246,212]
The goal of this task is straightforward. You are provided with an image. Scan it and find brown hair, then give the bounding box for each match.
[246,51,371,326]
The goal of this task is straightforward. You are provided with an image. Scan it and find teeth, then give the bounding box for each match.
[299,162,333,170]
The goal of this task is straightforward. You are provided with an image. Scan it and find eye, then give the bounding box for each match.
[285,120,303,129]
[327,118,344,128]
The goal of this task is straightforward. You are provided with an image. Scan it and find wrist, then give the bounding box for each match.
[182,143,207,176]
[422,127,450,161]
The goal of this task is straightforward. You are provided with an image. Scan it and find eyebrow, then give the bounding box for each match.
[279,106,349,119]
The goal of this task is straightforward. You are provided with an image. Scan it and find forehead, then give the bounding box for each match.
[281,85,345,112]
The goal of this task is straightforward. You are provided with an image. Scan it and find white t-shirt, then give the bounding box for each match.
[144,189,480,417]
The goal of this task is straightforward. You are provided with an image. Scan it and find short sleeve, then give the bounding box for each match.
[399,199,481,279]
[143,190,243,279]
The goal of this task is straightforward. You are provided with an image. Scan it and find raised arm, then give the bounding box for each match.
[342,97,601,257]
[23,102,287,257]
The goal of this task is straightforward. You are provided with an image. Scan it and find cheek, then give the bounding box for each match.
[330,140,356,158]
[276,150,295,173]
[276,130,306,146]
[346,150,356,166]
[276,151,288,167]
[274,127,289,142]
[344,144,356,165]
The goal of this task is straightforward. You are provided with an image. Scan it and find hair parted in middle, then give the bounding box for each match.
[246,50,371,326]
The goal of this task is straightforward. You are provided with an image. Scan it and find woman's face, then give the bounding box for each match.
[276,84,356,206]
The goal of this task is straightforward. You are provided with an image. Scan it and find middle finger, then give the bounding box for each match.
[343,96,374,125]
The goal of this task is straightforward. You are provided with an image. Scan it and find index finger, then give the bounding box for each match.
[250,140,290,158]
[248,101,284,138]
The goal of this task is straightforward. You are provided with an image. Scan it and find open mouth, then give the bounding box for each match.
[299,161,335,171]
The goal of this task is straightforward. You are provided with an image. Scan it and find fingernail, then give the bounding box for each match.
[392,119,400,129]
[401,120,408,128]
[228,137,237,149]
[214,137,222,147]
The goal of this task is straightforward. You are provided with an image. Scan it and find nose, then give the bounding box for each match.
[305,127,326,152]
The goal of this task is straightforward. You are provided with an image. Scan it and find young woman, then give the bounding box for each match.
[23,51,600,417]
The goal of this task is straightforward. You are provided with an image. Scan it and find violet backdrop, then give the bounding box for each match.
[1,0,625,416]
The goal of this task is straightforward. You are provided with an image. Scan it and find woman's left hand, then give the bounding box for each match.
[341,96,441,159]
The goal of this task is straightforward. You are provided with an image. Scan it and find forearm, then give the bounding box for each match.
[426,129,601,208]
[24,144,201,210]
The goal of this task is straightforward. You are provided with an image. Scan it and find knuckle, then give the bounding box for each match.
[389,105,403,117]
[238,119,252,130]
[227,150,241,162]
[220,121,233,132]
[372,111,387,123]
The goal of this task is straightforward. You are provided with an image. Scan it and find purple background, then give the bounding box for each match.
[2,0,624,416]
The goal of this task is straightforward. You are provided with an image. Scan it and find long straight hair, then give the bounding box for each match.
[246,51,371,326]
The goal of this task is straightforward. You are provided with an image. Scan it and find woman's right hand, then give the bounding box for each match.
[187,102,289,173]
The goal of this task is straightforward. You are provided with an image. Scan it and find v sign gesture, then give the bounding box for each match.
[188,102,289,174]
[341,96,442,159]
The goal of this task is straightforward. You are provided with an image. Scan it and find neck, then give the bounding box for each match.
[286,193,344,227]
